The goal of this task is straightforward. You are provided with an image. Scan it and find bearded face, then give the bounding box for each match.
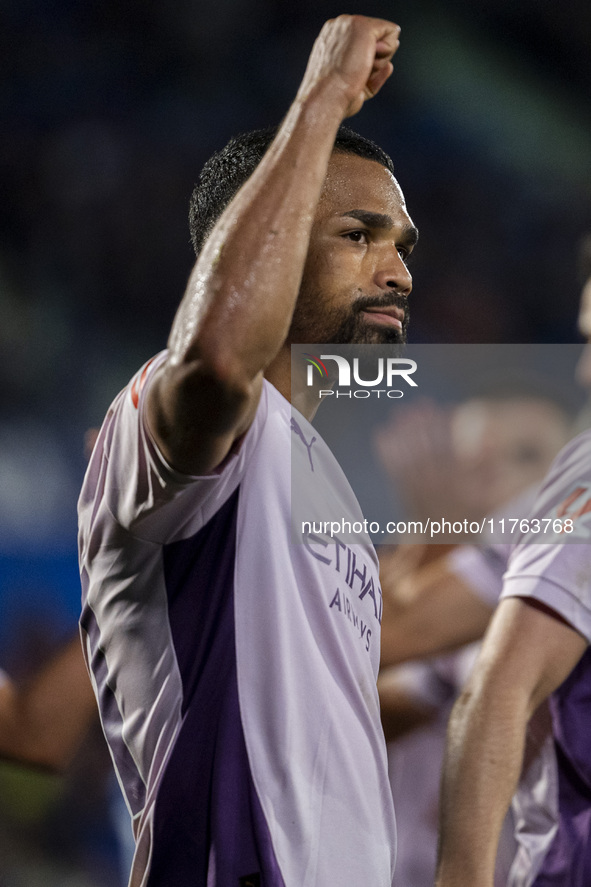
[288,152,416,349]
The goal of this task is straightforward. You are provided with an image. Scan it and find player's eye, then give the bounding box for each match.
[344,230,368,244]
[397,246,413,263]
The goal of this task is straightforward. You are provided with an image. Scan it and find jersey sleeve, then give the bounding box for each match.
[446,486,540,609]
[501,431,591,643]
[78,351,267,546]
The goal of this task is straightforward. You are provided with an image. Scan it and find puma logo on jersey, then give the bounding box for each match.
[291,417,317,472]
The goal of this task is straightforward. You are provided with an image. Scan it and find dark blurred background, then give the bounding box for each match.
[1,0,590,882]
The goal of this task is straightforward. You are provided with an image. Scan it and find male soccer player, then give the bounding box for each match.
[376,388,573,887]
[432,250,591,885]
[435,428,591,887]
[433,242,591,887]
[78,16,417,887]
[379,235,591,669]
[370,240,591,887]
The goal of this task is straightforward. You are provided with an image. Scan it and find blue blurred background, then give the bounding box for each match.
[1,0,591,882]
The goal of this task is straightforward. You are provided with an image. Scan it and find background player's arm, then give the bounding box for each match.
[380,552,493,666]
[147,15,400,475]
[0,636,97,772]
[435,597,587,887]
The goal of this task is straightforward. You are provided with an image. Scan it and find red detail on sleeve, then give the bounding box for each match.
[130,357,157,409]
[556,486,591,521]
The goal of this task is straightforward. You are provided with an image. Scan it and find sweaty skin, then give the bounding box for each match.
[146,15,417,476]
[435,597,586,887]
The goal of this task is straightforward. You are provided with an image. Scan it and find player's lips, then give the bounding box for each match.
[361,305,405,330]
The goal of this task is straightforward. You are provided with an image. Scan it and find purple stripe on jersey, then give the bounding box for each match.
[533,648,591,885]
[80,568,146,817]
[147,488,285,887]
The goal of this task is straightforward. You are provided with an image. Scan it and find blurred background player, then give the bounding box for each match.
[0,636,96,772]
[0,433,105,772]
[377,234,591,886]
[0,631,125,886]
[379,233,591,668]
[375,385,574,887]
[436,424,591,887]
[0,434,134,886]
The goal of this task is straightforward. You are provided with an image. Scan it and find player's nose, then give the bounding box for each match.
[373,249,412,296]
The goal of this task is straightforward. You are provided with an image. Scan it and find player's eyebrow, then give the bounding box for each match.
[343,210,394,229]
[399,224,419,250]
[343,210,419,248]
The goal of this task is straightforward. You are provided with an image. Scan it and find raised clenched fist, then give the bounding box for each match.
[298,15,400,118]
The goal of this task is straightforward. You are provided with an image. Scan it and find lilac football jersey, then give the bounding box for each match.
[447,485,541,611]
[387,489,542,887]
[500,429,591,887]
[78,353,395,887]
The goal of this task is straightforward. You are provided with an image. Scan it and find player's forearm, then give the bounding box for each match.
[435,676,529,887]
[150,16,400,472]
[173,99,343,378]
[150,92,346,474]
[436,596,588,886]
[380,595,490,666]
[167,16,398,388]
[379,561,492,667]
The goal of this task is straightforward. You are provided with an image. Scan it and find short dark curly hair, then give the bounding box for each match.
[188,124,395,256]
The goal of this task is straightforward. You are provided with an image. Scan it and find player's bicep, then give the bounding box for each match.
[146,359,263,476]
[471,596,587,717]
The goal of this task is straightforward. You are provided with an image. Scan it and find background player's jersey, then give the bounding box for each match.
[78,353,395,887]
[502,429,591,635]
[447,484,541,610]
[500,429,591,887]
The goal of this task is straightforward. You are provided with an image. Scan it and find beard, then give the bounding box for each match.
[289,290,410,346]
